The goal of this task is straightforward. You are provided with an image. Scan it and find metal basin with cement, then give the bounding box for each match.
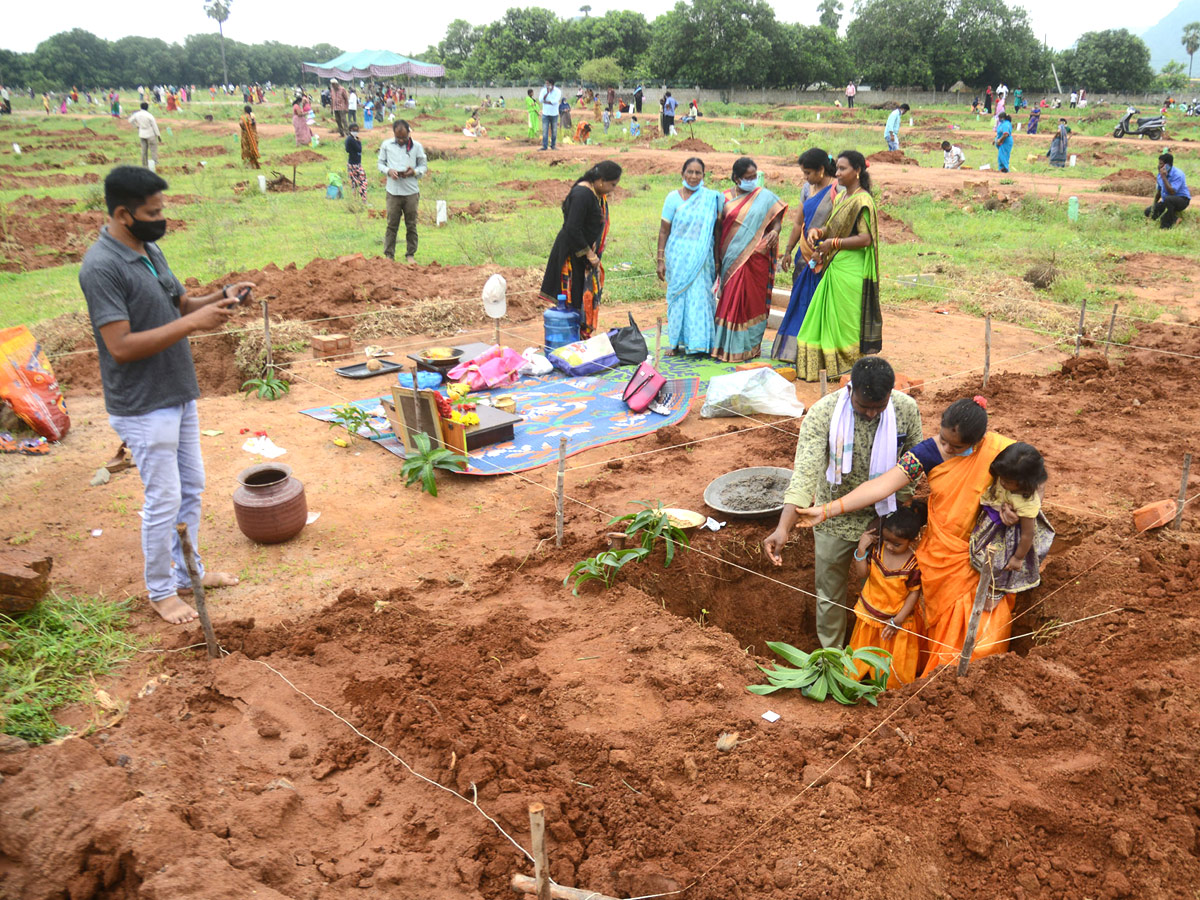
[703,466,792,520]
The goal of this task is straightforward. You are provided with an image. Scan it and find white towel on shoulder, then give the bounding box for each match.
[825,384,899,517]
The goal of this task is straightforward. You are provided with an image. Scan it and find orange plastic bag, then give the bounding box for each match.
[0,326,70,441]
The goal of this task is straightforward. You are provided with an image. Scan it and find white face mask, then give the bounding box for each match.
[739,178,758,191]
[682,178,704,190]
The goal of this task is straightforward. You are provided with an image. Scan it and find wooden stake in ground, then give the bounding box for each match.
[982,314,992,390]
[261,299,273,371]
[555,436,568,548]
[654,316,663,366]
[1174,452,1193,531]
[819,369,828,397]
[1073,298,1087,357]
[527,802,552,900]
[1104,304,1118,359]
[176,523,219,659]
[958,549,994,676]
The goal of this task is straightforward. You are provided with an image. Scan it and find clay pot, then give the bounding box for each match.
[233,463,307,544]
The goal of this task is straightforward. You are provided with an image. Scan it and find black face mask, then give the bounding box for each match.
[126,214,167,243]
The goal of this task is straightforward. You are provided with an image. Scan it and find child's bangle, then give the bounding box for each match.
[888,617,897,628]
[853,548,868,561]
[837,498,846,516]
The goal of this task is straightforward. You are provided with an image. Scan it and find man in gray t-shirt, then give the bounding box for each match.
[79,166,253,624]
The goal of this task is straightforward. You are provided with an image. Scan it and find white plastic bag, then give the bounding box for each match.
[519,347,552,375]
[436,199,448,226]
[701,368,806,419]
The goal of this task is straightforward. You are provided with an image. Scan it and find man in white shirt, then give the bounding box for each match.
[1069,90,1077,108]
[128,102,163,168]
[996,83,1008,102]
[941,141,965,169]
[377,119,428,263]
[348,89,358,127]
[538,78,562,151]
[845,81,856,108]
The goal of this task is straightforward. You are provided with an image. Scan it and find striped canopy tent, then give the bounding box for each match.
[302,50,445,80]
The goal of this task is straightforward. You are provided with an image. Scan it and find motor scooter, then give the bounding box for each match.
[1113,107,1165,139]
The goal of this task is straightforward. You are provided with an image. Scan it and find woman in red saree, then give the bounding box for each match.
[793,397,1017,673]
[712,157,787,362]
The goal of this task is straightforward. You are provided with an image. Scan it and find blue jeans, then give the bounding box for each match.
[541,114,558,149]
[886,133,899,151]
[108,401,206,601]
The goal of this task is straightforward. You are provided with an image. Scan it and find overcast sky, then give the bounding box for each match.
[1,0,1178,56]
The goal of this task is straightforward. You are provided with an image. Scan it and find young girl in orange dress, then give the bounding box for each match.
[849,502,926,687]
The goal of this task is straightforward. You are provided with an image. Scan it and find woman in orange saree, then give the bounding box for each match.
[792,396,1015,673]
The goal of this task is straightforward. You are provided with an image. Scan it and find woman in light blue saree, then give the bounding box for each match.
[995,113,1014,173]
[657,157,724,355]
[712,156,787,362]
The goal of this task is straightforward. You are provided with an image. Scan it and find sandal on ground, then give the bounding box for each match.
[0,433,17,454]
[105,442,135,473]
[17,437,49,455]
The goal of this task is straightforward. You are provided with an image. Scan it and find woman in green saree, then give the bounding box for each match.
[794,150,883,382]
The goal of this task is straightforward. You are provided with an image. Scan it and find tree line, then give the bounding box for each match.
[0,29,340,91]
[424,0,1163,93]
[0,0,1175,94]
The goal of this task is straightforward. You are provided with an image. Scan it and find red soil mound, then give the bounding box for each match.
[279,149,328,165]
[1100,169,1156,197]
[671,138,716,153]
[867,150,922,166]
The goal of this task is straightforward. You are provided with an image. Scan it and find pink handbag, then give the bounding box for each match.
[622,361,667,413]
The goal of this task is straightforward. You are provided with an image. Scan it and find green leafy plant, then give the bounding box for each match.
[564,547,650,595]
[609,501,690,567]
[241,370,290,400]
[747,642,893,706]
[399,433,467,497]
[328,403,380,438]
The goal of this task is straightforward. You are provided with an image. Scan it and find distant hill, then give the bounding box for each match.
[1142,0,1200,70]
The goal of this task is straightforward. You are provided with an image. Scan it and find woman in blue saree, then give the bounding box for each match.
[657,157,724,355]
[712,157,788,362]
[772,148,840,361]
[995,113,1013,173]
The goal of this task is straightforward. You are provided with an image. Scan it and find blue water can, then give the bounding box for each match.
[544,293,580,350]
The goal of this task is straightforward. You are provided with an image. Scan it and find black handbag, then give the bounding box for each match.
[608,312,649,366]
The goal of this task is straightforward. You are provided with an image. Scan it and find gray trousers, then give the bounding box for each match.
[384,191,419,259]
[814,530,858,649]
[140,136,158,167]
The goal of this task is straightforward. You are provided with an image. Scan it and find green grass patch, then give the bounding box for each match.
[0,592,144,744]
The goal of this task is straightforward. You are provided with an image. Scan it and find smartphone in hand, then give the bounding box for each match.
[236,286,252,304]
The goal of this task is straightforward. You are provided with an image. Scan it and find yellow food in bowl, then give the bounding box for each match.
[425,347,456,359]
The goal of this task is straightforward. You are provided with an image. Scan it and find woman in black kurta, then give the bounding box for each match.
[538,160,623,338]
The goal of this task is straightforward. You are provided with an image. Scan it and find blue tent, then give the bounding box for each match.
[302,50,445,80]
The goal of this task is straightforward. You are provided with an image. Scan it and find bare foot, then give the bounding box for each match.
[151,594,199,625]
[177,571,240,595]
[663,349,677,357]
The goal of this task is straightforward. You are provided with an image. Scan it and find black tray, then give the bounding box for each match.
[407,341,491,375]
[335,360,405,379]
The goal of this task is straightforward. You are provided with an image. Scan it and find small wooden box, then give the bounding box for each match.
[312,334,352,359]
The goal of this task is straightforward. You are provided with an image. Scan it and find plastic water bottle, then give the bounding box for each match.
[543,294,580,351]
[1068,196,1079,222]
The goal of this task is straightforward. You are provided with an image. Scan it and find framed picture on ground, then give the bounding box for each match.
[387,385,443,451]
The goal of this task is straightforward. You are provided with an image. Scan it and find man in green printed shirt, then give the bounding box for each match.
[764,357,922,648]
